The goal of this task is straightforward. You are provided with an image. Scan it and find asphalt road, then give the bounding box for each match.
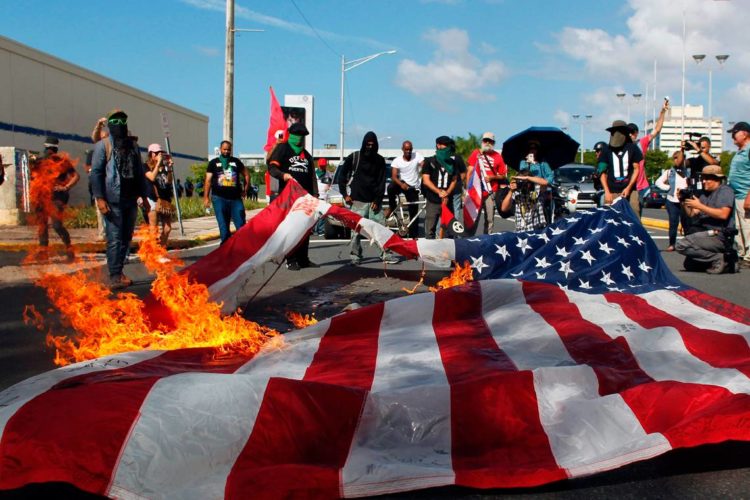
[0,209,748,499]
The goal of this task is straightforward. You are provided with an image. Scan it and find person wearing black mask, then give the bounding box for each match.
[204,140,250,244]
[268,122,318,270]
[338,131,395,265]
[421,136,458,239]
[90,109,151,290]
[598,120,642,214]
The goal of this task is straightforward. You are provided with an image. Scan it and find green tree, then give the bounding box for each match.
[720,151,734,176]
[644,149,669,182]
[452,133,481,161]
[190,161,208,182]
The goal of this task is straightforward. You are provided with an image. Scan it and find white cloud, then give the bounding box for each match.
[194,45,220,57]
[180,0,390,50]
[395,28,507,102]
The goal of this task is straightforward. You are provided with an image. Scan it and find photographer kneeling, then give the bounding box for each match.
[500,170,548,231]
[675,165,736,274]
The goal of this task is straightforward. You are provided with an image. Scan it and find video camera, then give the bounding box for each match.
[683,132,703,152]
[678,186,698,202]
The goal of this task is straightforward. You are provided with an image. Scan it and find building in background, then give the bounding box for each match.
[0,35,208,216]
[648,105,724,156]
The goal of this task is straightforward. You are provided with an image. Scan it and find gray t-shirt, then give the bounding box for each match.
[698,184,735,230]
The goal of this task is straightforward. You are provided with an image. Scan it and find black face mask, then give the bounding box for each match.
[108,123,128,140]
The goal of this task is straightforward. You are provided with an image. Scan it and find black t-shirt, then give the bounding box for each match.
[599,143,643,192]
[420,157,458,204]
[686,154,715,185]
[207,156,245,199]
[268,144,315,194]
[153,165,173,201]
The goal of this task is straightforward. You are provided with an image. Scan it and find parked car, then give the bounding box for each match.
[553,163,601,211]
[642,185,666,208]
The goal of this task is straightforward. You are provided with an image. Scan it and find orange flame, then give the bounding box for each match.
[428,261,473,292]
[27,226,280,366]
[286,311,318,329]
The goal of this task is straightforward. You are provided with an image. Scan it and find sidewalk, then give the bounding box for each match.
[0,209,669,252]
[0,209,264,252]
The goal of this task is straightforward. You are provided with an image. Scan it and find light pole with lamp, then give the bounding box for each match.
[571,114,592,163]
[615,93,641,122]
[339,50,397,162]
[691,53,729,153]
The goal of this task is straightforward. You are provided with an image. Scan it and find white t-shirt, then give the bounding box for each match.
[390,152,423,188]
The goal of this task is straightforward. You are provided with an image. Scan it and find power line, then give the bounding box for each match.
[288,0,339,57]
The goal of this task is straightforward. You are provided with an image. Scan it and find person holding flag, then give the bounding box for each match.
[465,132,507,234]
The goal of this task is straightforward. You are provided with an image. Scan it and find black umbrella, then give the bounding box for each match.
[501,127,580,170]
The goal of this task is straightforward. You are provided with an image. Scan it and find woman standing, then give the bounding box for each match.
[655,151,689,252]
[144,143,174,247]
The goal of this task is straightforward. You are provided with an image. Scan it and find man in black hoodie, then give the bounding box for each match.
[338,131,396,265]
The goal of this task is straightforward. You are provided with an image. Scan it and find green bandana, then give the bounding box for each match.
[219,155,229,170]
[288,133,303,155]
[435,148,454,174]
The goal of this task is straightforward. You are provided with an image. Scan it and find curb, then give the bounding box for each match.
[641,217,669,230]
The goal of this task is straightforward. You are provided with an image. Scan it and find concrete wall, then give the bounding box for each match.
[0,35,208,209]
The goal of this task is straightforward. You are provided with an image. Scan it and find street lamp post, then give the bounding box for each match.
[616,93,641,122]
[339,50,396,162]
[692,53,729,152]
[571,114,592,163]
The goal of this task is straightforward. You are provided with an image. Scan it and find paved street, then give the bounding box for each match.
[0,208,748,498]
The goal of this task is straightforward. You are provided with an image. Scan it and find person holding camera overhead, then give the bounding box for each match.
[655,151,689,252]
[144,143,175,248]
[675,165,735,274]
[674,135,719,188]
[630,98,669,218]
[500,169,548,231]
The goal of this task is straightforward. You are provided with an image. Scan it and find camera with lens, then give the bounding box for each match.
[514,178,533,194]
[678,186,697,202]
[682,132,703,152]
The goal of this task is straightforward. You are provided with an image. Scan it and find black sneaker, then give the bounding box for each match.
[287,261,301,271]
[300,260,319,268]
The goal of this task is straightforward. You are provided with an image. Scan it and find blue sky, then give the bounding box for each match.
[2,0,748,154]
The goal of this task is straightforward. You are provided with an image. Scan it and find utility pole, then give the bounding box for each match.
[223,0,234,143]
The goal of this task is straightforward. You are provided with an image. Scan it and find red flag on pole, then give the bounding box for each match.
[263,87,287,153]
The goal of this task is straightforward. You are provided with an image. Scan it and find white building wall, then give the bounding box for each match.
[0,35,208,208]
[647,105,724,156]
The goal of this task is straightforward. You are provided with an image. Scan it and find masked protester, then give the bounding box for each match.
[268,122,318,270]
[338,131,396,264]
[421,136,459,239]
[204,140,250,244]
[90,109,151,289]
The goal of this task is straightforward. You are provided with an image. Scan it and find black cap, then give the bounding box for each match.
[728,121,750,134]
[593,141,607,152]
[288,122,309,136]
[627,122,639,134]
[435,135,452,146]
[43,136,59,148]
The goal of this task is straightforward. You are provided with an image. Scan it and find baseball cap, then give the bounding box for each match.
[43,136,59,149]
[627,122,639,134]
[147,143,163,154]
[728,121,750,135]
[481,132,495,142]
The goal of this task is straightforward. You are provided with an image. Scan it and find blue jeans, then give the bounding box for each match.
[104,201,138,279]
[212,195,246,243]
[665,200,681,247]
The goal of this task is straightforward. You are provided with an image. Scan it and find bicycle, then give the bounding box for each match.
[384,193,426,237]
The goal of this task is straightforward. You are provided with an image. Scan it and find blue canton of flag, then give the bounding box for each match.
[455,199,686,294]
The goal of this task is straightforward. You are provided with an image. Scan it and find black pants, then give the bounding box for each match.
[37,198,71,247]
[387,183,420,238]
[287,231,311,266]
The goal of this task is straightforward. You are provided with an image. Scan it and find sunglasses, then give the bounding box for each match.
[482,139,495,143]
[700,175,720,181]
[108,118,127,125]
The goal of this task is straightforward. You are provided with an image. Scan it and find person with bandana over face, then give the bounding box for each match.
[90,109,151,290]
[338,131,395,265]
[204,140,250,244]
[598,120,642,214]
[421,136,459,239]
[268,122,318,270]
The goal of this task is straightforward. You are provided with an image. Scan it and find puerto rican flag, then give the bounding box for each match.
[463,161,484,230]
[1,181,749,499]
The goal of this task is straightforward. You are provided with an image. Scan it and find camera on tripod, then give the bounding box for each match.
[682,132,703,152]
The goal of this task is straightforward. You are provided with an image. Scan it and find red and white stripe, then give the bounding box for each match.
[2,281,750,498]
[463,164,483,230]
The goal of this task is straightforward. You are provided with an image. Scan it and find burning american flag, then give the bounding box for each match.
[1,182,749,498]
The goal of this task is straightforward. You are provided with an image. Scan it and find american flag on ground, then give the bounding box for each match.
[1,182,749,498]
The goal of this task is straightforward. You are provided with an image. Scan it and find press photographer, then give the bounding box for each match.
[675,165,736,274]
[674,134,719,188]
[500,169,548,231]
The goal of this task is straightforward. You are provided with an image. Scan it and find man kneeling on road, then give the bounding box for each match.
[676,165,735,274]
